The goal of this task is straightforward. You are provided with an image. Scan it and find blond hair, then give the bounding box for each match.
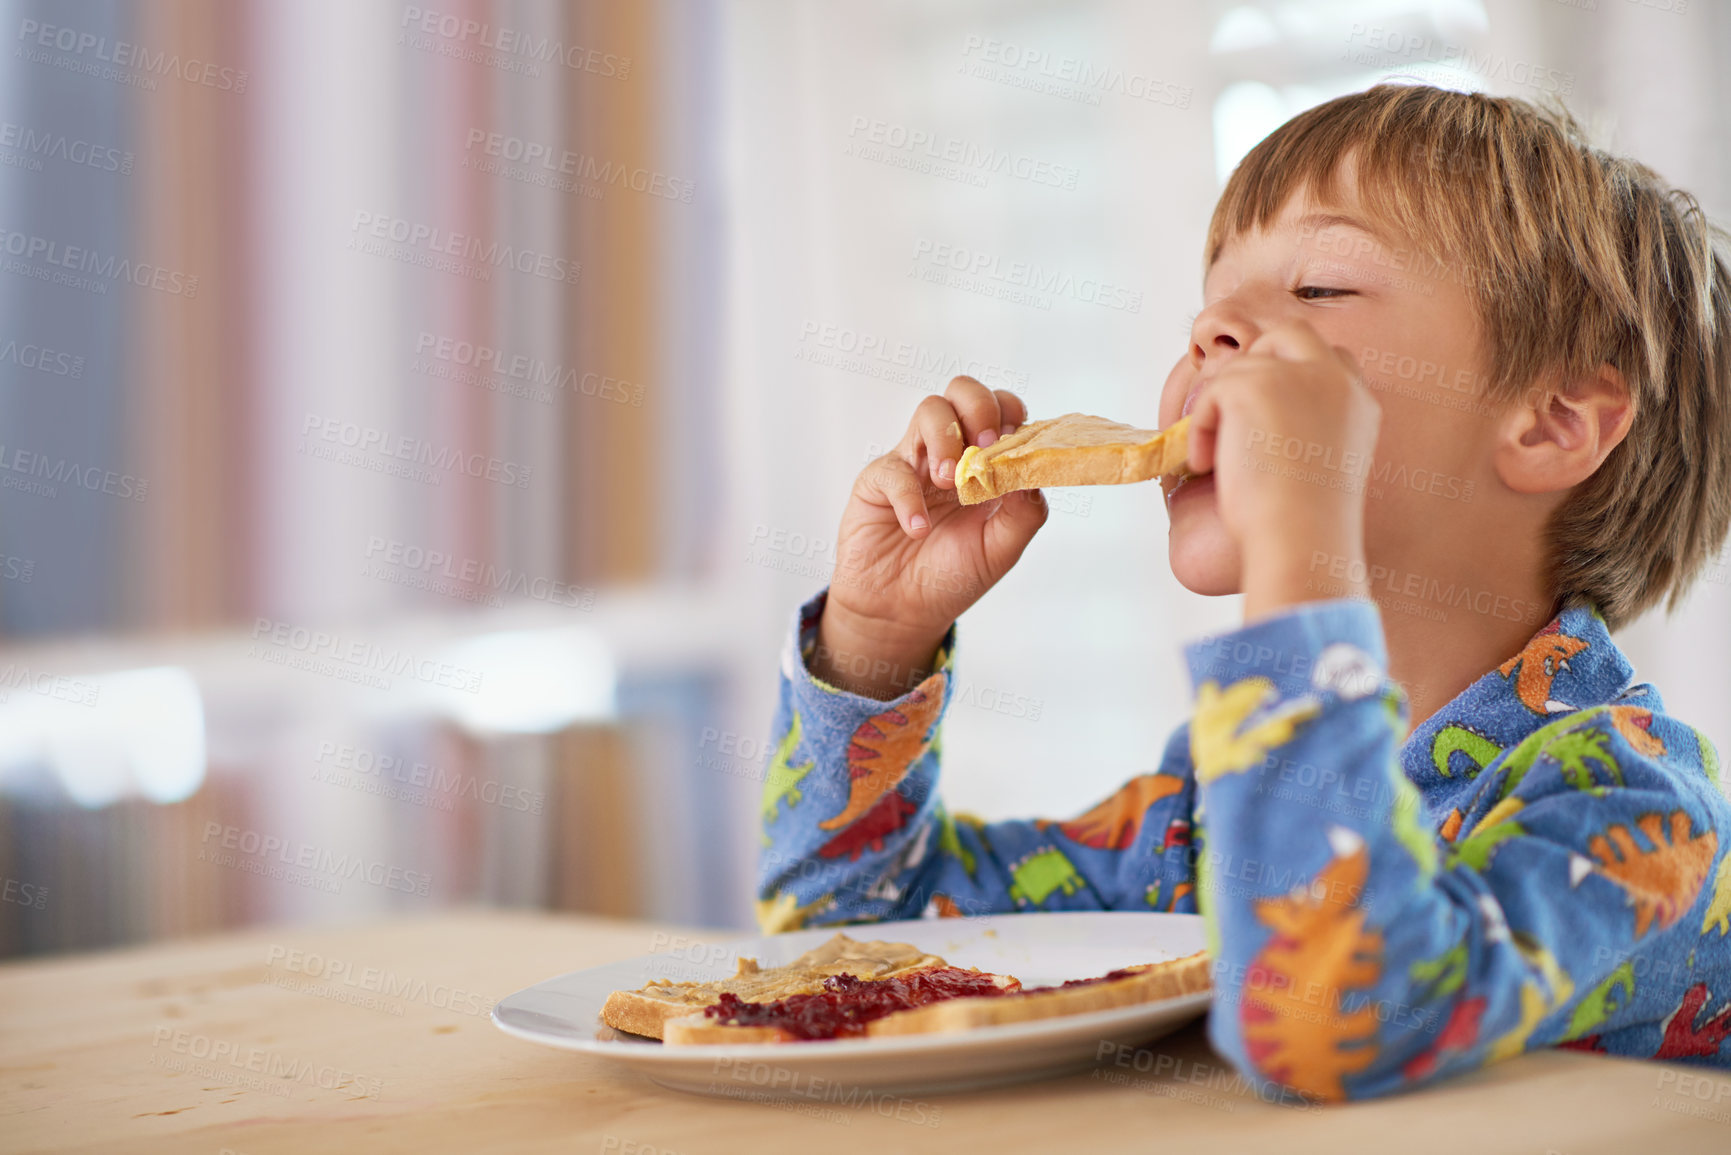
[1208,83,1731,631]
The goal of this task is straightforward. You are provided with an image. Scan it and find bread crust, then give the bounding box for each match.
[954,412,1191,504]
[865,950,1211,1037]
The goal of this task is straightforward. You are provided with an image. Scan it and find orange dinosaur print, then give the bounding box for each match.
[1060,774,1185,850]
[819,680,946,831]
[1584,811,1719,938]
[1440,809,1464,843]
[1496,622,1588,715]
[1606,705,1666,757]
[1241,830,1384,1102]
[928,893,964,919]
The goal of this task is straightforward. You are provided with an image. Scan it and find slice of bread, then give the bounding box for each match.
[864,950,1211,1037]
[601,933,947,1040]
[661,968,1019,1044]
[659,951,1211,1045]
[954,412,1191,505]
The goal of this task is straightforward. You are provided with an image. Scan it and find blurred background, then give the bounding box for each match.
[0,0,1726,957]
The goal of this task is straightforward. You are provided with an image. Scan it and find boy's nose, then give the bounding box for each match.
[1189,301,1257,369]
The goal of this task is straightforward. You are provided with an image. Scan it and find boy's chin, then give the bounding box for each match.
[1166,517,1243,596]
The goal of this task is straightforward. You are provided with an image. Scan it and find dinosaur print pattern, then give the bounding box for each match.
[1008,847,1084,907]
[1449,798,1525,872]
[817,790,919,861]
[1410,941,1468,1003]
[1485,933,1572,1063]
[1241,830,1383,1102]
[762,585,1731,1100]
[1191,677,1320,785]
[1491,706,1656,802]
[820,682,945,831]
[1403,997,1485,1081]
[1583,811,1718,938]
[1566,961,1636,1041]
[1060,774,1185,850]
[1703,854,1731,937]
[1497,621,1589,714]
[755,889,835,934]
[1654,983,1731,1059]
[760,710,815,826]
[1607,706,1665,757]
[1431,724,1502,779]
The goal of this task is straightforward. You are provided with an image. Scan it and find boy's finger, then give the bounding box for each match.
[984,486,1049,555]
[1184,385,1219,476]
[905,395,969,487]
[859,452,935,537]
[1331,344,1363,381]
[1245,320,1333,363]
[992,389,1028,435]
[943,376,1006,448]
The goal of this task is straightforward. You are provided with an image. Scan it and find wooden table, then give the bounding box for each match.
[2,910,1729,1154]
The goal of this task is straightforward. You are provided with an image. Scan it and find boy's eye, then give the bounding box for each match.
[1294,285,1353,300]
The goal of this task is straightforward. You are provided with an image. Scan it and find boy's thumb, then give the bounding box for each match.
[1001,487,1050,537]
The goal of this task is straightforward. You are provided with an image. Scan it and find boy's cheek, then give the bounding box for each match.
[1158,356,1193,428]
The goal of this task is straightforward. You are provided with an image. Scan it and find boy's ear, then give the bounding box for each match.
[1494,364,1634,496]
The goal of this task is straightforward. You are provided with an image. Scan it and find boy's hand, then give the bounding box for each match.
[1184,321,1381,622]
[816,378,1048,698]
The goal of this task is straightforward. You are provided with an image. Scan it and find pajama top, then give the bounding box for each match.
[756,587,1731,1100]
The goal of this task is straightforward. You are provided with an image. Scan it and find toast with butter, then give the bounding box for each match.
[954,412,1192,504]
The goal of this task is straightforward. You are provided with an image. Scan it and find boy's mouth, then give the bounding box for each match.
[1162,471,1212,506]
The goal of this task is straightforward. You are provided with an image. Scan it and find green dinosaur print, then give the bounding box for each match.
[1008,847,1083,907]
[760,711,815,826]
[1383,687,1406,739]
[935,805,978,878]
[1494,712,1587,800]
[1449,799,1526,872]
[1697,728,1721,783]
[1196,825,1222,961]
[1410,940,1468,1002]
[1547,727,1622,793]
[1389,776,1438,878]
[1565,960,1636,1040]
[1145,881,1162,908]
[1431,724,1502,779]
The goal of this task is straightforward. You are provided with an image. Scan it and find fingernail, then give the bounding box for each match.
[1000,423,1014,438]
[910,514,929,532]
[977,429,998,448]
[938,459,955,480]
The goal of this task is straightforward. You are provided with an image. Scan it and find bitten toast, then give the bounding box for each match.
[954,412,1192,504]
[657,950,1212,1045]
[601,933,946,1040]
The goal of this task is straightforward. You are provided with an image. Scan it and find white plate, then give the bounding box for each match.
[491,911,1211,1098]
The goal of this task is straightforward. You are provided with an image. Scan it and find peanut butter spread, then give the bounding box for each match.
[954,412,1191,504]
[640,934,946,1007]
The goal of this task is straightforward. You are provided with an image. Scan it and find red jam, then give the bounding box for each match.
[1014,966,1142,996]
[702,967,1020,1040]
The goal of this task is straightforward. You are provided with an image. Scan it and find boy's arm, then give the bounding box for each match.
[756,588,1200,931]
[1188,597,1731,1100]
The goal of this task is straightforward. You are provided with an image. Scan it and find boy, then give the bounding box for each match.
[756,84,1731,1100]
